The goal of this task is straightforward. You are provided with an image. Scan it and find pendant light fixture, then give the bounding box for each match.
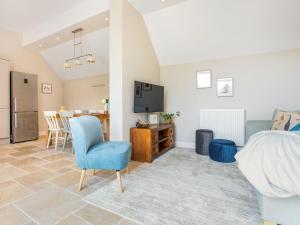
[64,28,96,69]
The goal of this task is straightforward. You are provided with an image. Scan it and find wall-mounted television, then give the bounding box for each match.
[134,81,164,113]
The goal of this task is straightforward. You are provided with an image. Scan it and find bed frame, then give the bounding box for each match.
[247,121,300,225]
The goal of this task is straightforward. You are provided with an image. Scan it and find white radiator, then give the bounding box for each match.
[200,109,246,146]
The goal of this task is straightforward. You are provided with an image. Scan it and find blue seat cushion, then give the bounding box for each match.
[209,139,237,163]
[85,142,132,170]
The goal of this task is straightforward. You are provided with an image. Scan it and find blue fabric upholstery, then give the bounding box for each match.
[69,116,131,171]
[209,139,237,163]
[246,120,272,141]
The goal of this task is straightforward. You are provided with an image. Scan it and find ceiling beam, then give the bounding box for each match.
[22,0,109,47]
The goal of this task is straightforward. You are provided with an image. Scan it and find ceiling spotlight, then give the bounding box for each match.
[161,0,166,2]
[56,37,60,40]
[105,17,109,22]
[38,44,42,48]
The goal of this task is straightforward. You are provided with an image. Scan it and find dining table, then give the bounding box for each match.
[46,112,110,146]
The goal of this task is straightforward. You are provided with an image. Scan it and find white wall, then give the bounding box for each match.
[110,0,160,141]
[160,49,300,147]
[109,0,124,141]
[63,75,109,110]
[122,0,160,141]
[0,28,63,134]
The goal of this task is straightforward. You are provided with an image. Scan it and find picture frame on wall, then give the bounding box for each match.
[135,83,142,98]
[217,78,233,97]
[41,83,52,94]
[196,70,212,89]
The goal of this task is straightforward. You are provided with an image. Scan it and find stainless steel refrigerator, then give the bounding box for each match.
[10,71,38,143]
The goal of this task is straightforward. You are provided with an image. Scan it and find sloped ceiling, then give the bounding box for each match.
[41,28,109,80]
[129,0,189,14]
[0,0,109,80]
[0,0,84,33]
[135,0,300,65]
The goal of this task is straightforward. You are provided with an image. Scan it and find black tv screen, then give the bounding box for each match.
[134,81,164,113]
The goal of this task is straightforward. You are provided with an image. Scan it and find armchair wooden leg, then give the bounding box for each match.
[79,169,86,191]
[126,167,129,174]
[116,171,124,193]
[93,169,96,175]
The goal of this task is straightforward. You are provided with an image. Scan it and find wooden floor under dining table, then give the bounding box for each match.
[46,112,110,147]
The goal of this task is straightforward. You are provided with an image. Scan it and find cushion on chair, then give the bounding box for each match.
[209,139,237,163]
[87,142,132,170]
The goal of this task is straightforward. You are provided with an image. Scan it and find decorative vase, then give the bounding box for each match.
[104,103,109,113]
[164,118,173,124]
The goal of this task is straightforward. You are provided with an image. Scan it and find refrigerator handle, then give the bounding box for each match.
[14,114,18,128]
[14,97,17,111]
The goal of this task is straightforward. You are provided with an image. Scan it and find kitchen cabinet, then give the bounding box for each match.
[0,109,9,138]
[0,59,10,139]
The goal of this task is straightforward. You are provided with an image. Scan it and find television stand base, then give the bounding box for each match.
[130,123,175,162]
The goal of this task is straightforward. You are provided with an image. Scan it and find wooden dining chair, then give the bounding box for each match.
[59,111,74,152]
[44,111,64,151]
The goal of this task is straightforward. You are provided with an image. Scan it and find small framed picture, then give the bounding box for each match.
[41,83,52,94]
[217,78,233,97]
[135,84,142,98]
[196,70,212,89]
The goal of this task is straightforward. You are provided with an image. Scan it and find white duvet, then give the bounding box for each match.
[235,130,300,198]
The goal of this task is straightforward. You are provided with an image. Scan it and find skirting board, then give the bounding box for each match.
[176,141,194,149]
[176,141,244,150]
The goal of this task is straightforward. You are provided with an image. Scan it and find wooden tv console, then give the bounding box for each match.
[130,123,175,162]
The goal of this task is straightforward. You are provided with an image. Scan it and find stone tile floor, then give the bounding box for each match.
[0,138,142,225]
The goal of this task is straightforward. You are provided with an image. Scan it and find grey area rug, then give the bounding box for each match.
[84,148,261,225]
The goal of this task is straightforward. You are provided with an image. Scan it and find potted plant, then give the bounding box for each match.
[160,111,180,124]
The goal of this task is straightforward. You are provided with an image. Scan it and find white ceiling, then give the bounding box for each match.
[2,0,300,78]
[0,0,109,80]
[129,0,189,14]
[141,0,300,65]
[26,12,109,51]
[0,0,84,33]
[41,28,109,80]
[22,0,109,46]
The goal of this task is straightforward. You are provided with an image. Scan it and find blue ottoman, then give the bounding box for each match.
[209,139,237,163]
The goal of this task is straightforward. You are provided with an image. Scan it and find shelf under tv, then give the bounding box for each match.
[130,123,175,163]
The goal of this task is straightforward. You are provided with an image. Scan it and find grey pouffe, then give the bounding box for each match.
[195,129,213,155]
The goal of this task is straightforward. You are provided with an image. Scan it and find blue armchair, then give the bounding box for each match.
[69,116,132,192]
